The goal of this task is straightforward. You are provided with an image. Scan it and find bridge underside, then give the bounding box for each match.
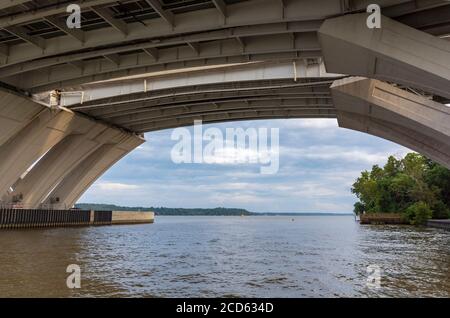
[0,1,449,208]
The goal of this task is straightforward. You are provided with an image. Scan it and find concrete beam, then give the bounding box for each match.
[7,32,321,91]
[112,98,334,129]
[1,0,331,69]
[0,0,448,85]
[0,44,9,58]
[132,108,336,132]
[101,95,333,123]
[144,0,174,26]
[44,16,85,43]
[43,134,144,209]
[0,21,324,78]
[0,0,30,10]
[91,5,128,36]
[60,60,335,107]
[0,1,120,28]
[211,0,227,18]
[27,51,323,93]
[331,77,450,168]
[318,13,450,99]
[82,87,331,120]
[5,26,46,50]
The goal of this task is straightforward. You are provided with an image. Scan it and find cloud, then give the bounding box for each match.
[202,146,278,165]
[280,145,410,165]
[311,202,353,212]
[283,118,338,129]
[96,182,140,191]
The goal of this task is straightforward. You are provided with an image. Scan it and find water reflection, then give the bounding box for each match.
[0,216,449,297]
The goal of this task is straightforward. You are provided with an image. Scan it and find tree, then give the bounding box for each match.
[351,153,450,225]
[425,161,450,207]
[404,201,433,226]
[353,202,365,215]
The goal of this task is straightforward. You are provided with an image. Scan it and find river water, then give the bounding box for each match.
[0,215,449,297]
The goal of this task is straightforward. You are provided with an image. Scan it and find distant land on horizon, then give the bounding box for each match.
[75,203,353,216]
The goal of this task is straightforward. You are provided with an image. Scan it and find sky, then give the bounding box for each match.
[79,118,411,213]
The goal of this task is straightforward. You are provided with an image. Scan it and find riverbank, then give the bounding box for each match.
[358,213,450,232]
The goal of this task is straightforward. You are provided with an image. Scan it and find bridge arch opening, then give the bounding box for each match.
[76,117,413,213]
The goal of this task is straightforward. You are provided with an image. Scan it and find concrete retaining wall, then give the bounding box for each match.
[427,220,450,231]
[111,211,155,224]
[0,208,154,229]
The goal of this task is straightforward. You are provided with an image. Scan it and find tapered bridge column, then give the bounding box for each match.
[43,133,144,209]
[319,13,450,100]
[0,108,76,196]
[0,89,45,146]
[5,122,125,208]
[331,77,450,168]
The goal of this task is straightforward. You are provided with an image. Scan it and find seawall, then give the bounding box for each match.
[0,208,154,229]
[427,219,450,231]
[359,213,407,225]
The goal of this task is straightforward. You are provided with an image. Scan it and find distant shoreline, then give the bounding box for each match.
[75,203,353,216]
[155,212,354,217]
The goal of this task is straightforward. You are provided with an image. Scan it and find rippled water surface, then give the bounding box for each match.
[0,216,449,297]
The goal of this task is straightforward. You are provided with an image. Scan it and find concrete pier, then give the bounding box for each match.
[111,211,155,225]
[0,208,154,229]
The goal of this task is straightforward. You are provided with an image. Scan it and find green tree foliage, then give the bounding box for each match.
[352,153,450,224]
[404,202,433,226]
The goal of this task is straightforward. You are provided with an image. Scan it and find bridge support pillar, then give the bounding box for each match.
[5,122,126,208]
[318,13,450,100]
[0,108,76,197]
[0,89,45,146]
[331,77,450,168]
[43,134,144,209]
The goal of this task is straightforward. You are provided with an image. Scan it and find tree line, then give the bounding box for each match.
[75,203,254,216]
[352,153,450,225]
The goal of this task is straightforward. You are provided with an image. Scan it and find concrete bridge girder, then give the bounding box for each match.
[0,0,449,93]
[331,77,450,169]
[131,107,338,132]
[318,13,450,100]
[57,61,339,132]
[60,61,337,107]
